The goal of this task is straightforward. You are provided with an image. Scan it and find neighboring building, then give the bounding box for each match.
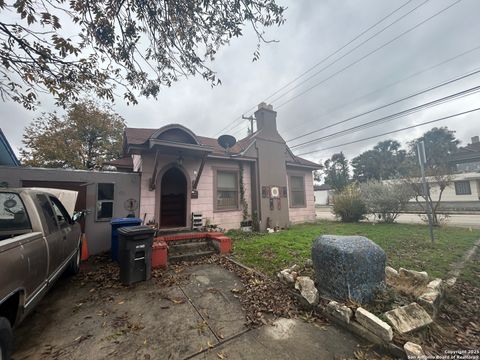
[419,172,480,210]
[314,184,333,206]
[397,136,480,212]
[433,136,480,211]
[449,136,480,173]
[0,128,20,167]
[122,103,320,231]
[0,166,140,254]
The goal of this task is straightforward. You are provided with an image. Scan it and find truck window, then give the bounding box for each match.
[0,192,31,234]
[36,194,58,234]
[49,196,72,227]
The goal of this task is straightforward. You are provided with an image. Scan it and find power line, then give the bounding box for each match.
[290,84,480,149]
[275,0,463,110]
[295,107,480,157]
[231,125,249,139]
[212,0,419,137]
[284,44,480,140]
[287,66,480,143]
[269,0,431,105]
[262,0,417,103]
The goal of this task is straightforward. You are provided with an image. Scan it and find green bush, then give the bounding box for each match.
[333,185,366,223]
[360,181,414,223]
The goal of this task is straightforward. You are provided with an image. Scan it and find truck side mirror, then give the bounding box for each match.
[72,211,85,223]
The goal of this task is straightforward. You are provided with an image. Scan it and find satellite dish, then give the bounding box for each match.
[217,135,237,151]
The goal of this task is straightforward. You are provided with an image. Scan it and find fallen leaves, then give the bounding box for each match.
[393,252,480,355]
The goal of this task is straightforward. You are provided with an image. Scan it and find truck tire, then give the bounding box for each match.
[67,242,81,275]
[0,317,13,360]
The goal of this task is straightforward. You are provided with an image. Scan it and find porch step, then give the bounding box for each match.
[168,240,212,255]
[167,237,211,245]
[169,250,217,263]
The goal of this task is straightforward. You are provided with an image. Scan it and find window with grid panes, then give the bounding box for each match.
[290,175,305,207]
[216,171,238,210]
[454,181,471,195]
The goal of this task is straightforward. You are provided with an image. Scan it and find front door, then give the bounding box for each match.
[160,167,187,228]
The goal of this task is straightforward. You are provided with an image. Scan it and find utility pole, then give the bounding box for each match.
[417,141,435,243]
[242,115,255,135]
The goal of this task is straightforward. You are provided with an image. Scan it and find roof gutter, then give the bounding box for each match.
[286,162,322,170]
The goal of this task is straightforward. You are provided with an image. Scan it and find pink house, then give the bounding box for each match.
[118,103,320,231]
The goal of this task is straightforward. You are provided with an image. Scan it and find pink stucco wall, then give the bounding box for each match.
[138,153,315,229]
[138,152,157,224]
[138,153,251,230]
[287,171,316,224]
[191,159,251,230]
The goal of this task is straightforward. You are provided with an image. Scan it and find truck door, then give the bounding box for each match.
[49,196,77,260]
[36,194,64,275]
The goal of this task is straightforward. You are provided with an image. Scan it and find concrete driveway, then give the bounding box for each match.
[12,260,375,360]
[316,207,480,229]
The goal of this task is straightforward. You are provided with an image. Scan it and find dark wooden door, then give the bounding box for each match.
[160,168,187,228]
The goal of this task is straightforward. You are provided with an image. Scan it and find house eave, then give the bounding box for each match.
[149,139,213,154]
[286,162,321,170]
[207,154,257,162]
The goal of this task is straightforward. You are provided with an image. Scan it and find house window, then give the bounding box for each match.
[216,170,239,211]
[96,183,114,221]
[455,181,471,195]
[290,175,306,207]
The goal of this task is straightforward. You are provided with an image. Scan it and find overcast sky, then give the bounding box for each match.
[1,0,480,165]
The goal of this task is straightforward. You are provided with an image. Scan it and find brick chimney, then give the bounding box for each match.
[254,102,278,136]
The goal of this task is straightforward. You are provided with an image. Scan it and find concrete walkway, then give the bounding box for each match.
[13,263,372,360]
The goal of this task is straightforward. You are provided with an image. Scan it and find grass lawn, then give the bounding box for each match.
[227,221,480,279]
[459,249,480,287]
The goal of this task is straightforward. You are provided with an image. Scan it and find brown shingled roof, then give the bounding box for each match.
[124,126,319,167]
[124,128,156,145]
[196,134,255,155]
[125,127,255,156]
[289,156,321,168]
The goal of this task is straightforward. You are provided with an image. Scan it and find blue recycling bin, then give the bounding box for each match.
[111,218,142,261]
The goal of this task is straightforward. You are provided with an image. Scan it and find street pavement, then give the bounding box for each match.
[316,207,480,229]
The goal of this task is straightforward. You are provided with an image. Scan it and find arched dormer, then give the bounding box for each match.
[150,124,200,145]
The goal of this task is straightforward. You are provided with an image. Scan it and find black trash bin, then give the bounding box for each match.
[118,225,155,285]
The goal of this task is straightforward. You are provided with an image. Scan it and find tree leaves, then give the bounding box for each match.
[351,140,409,182]
[0,0,286,109]
[20,99,125,169]
[321,152,350,192]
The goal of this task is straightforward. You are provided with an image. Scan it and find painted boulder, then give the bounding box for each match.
[312,235,386,304]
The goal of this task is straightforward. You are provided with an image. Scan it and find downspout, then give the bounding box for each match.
[254,142,261,229]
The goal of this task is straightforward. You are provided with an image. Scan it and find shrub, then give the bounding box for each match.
[360,181,414,223]
[332,185,367,222]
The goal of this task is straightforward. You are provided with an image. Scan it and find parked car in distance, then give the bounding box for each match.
[0,188,83,360]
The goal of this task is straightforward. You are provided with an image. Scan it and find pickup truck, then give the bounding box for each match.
[0,188,83,360]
